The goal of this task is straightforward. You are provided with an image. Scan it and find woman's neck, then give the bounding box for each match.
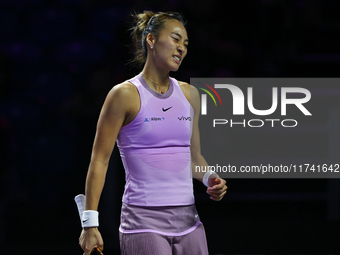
[141,65,170,94]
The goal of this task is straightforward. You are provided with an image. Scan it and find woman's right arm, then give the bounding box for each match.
[79,81,138,255]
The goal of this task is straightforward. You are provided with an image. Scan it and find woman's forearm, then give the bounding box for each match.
[84,159,108,211]
[191,153,209,182]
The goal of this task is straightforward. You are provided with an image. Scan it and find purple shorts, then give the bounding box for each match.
[119,223,209,255]
[119,202,202,235]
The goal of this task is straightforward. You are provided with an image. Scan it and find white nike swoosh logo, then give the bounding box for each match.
[195,214,199,218]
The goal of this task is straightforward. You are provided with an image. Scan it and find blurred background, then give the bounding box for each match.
[0,0,339,254]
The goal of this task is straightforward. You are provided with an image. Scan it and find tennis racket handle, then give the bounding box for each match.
[74,194,86,223]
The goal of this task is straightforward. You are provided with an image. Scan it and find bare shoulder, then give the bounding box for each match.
[178,80,190,91]
[96,79,140,128]
[178,80,199,100]
[107,81,138,100]
[101,80,140,119]
[106,81,139,103]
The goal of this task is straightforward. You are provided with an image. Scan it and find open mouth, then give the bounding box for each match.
[173,55,181,64]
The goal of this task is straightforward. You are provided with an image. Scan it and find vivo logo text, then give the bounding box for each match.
[178,116,191,121]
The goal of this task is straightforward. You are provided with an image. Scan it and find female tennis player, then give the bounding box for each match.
[79,11,227,255]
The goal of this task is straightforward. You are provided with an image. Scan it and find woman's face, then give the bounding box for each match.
[151,19,189,72]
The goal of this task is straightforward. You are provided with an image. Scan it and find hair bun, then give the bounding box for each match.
[135,11,155,31]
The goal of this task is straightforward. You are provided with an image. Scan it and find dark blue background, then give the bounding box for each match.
[0,0,339,254]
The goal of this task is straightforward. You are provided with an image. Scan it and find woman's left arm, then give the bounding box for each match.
[181,82,227,201]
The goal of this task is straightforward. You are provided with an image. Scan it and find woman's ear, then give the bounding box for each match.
[146,33,156,49]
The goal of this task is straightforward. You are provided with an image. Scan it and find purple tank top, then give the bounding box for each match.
[116,73,194,206]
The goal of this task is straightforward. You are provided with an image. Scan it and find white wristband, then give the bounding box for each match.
[203,170,219,187]
[74,194,86,225]
[82,210,99,228]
